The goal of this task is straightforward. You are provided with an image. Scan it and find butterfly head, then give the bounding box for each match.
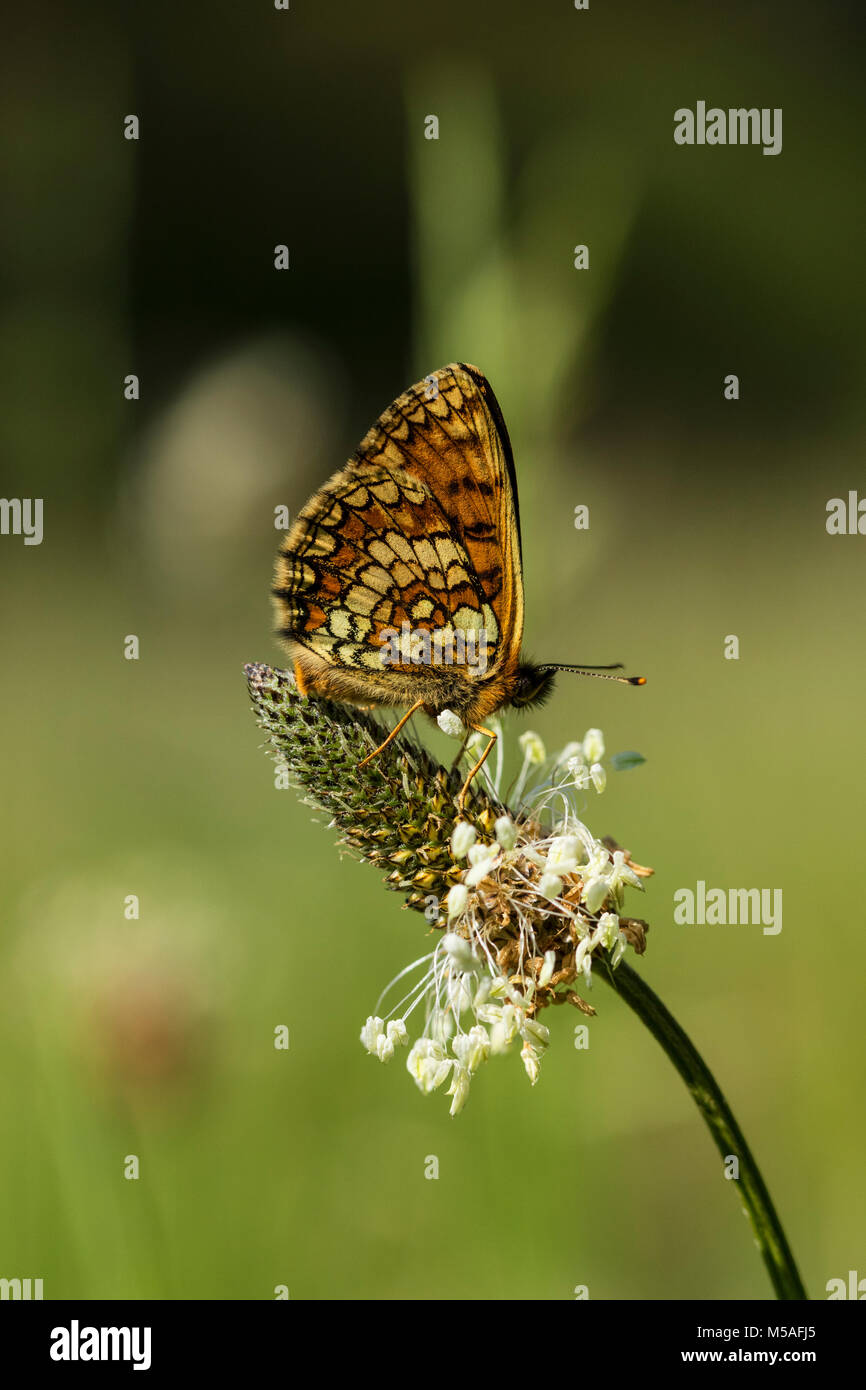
[522,660,647,704]
[509,663,557,710]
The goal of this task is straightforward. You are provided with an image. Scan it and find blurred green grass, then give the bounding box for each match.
[3,0,865,1301]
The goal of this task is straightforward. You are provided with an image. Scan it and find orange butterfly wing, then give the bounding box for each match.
[355,363,524,669]
[272,364,524,703]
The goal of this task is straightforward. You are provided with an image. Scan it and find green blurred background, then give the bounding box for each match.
[2,0,865,1300]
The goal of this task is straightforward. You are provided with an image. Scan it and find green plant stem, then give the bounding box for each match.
[595,958,807,1301]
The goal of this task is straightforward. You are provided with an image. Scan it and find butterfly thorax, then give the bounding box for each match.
[433,661,555,722]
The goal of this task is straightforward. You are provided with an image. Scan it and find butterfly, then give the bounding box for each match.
[272,363,644,809]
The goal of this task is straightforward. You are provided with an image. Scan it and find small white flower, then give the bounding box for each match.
[386,1019,409,1046]
[376,1033,395,1062]
[520,1034,548,1085]
[406,1038,452,1093]
[518,730,546,764]
[597,912,620,950]
[494,815,517,851]
[521,1041,541,1084]
[573,912,592,940]
[546,834,580,875]
[583,844,611,878]
[610,849,644,893]
[450,820,477,859]
[452,1024,489,1072]
[538,950,556,987]
[437,709,464,739]
[429,1006,456,1044]
[583,728,605,763]
[568,756,592,790]
[521,845,548,869]
[489,1004,520,1053]
[522,1017,550,1048]
[590,762,607,793]
[359,1016,385,1054]
[473,975,494,1010]
[465,842,500,888]
[442,931,477,972]
[538,872,564,900]
[583,876,609,914]
[611,933,628,969]
[446,884,469,920]
[446,972,475,1016]
[447,1064,472,1115]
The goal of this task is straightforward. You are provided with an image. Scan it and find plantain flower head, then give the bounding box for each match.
[246,663,651,1115]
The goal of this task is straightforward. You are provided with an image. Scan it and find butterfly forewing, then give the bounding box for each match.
[273,363,524,701]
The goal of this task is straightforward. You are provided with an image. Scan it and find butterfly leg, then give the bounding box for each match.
[456,723,497,812]
[358,698,425,769]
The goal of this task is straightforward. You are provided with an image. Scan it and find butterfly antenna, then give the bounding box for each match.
[537,662,646,686]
